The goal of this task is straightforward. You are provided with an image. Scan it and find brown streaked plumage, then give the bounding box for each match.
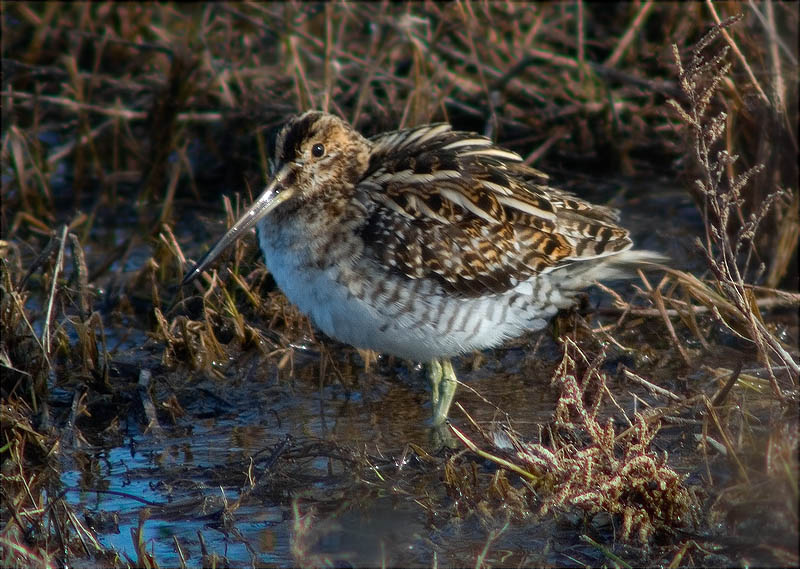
[183,111,664,427]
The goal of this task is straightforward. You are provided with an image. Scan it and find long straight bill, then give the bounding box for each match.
[181,168,295,285]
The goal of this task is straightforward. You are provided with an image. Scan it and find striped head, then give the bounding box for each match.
[182,112,370,284]
[269,111,371,205]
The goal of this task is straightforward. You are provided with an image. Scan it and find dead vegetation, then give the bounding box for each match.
[449,338,694,545]
[667,15,797,394]
[1,2,797,567]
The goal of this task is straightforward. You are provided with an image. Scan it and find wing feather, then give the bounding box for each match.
[358,125,632,296]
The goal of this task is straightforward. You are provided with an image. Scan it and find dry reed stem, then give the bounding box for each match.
[668,17,798,392]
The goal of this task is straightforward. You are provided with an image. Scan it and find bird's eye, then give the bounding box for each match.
[311,143,325,158]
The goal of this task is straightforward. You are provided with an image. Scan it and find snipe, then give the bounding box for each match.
[182,111,662,426]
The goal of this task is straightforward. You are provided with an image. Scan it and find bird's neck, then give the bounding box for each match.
[260,184,366,268]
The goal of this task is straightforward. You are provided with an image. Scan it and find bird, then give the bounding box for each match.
[181,110,663,427]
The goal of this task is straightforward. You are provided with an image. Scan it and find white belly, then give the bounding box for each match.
[259,228,560,362]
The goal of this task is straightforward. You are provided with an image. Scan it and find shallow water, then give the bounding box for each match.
[61,346,569,566]
[59,328,705,566]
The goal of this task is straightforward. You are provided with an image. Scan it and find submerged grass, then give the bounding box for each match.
[1,2,797,567]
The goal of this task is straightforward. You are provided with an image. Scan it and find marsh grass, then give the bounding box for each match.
[2,2,797,567]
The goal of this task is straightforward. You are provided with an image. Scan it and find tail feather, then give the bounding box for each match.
[559,249,668,290]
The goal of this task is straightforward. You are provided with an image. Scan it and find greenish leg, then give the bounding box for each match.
[428,359,442,409]
[427,358,458,426]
